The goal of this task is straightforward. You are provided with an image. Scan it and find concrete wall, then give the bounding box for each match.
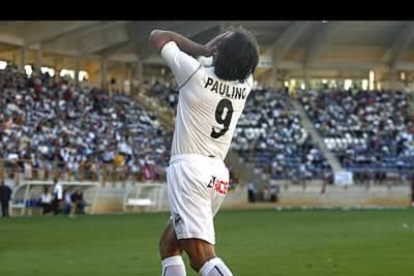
[84,183,169,214]
[83,183,412,214]
[277,185,411,208]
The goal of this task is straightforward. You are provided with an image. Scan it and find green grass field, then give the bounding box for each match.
[1,209,413,276]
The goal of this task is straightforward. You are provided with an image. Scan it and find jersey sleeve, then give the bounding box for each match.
[160,41,201,87]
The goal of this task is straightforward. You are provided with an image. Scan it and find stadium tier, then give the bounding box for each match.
[2,65,414,185]
[0,65,172,182]
[299,89,414,178]
[144,81,414,184]
[232,88,330,181]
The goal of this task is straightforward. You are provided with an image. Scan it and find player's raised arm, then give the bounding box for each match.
[204,31,233,55]
[149,30,212,57]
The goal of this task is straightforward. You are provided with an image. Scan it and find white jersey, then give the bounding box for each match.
[161,41,253,160]
[53,183,63,200]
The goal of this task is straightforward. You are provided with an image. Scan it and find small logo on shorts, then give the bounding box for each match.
[207,175,229,195]
[173,213,182,225]
[207,176,216,188]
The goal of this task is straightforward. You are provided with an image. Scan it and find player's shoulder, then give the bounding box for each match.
[245,74,254,88]
[160,41,179,55]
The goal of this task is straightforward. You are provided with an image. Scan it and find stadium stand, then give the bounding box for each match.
[298,89,414,182]
[232,87,331,181]
[0,65,172,183]
[147,81,332,182]
[150,80,179,110]
[1,21,414,190]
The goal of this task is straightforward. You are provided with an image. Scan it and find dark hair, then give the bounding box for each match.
[214,27,259,83]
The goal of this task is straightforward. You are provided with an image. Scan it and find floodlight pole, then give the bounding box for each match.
[35,44,42,75]
[75,56,81,87]
[389,64,398,92]
[19,46,26,72]
[100,58,108,91]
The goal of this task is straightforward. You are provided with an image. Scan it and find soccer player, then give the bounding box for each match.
[150,26,259,276]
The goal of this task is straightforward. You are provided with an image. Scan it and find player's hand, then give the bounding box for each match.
[204,31,233,56]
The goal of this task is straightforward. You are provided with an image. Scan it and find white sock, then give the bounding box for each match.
[161,256,187,276]
[199,257,233,276]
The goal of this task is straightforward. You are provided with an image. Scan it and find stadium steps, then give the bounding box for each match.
[291,99,343,174]
[132,92,175,132]
[225,149,268,186]
[133,90,264,186]
[409,94,414,113]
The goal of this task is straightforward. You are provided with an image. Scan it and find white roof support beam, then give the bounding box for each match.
[80,25,130,56]
[393,61,414,71]
[277,61,383,70]
[43,21,129,49]
[100,39,143,58]
[0,32,24,46]
[0,21,27,28]
[266,21,311,65]
[381,21,414,66]
[27,43,79,57]
[103,21,220,60]
[276,60,414,71]
[304,21,343,67]
[96,21,177,58]
[108,53,139,63]
[22,21,98,45]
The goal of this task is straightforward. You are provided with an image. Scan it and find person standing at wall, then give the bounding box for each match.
[52,178,63,215]
[0,181,12,217]
[40,186,53,215]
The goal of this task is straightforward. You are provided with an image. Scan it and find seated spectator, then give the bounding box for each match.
[269,184,278,202]
[143,162,153,182]
[63,189,72,215]
[322,167,334,187]
[263,185,270,202]
[40,186,53,215]
[247,183,256,203]
[70,189,86,215]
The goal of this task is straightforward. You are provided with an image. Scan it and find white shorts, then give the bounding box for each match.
[166,154,230,245]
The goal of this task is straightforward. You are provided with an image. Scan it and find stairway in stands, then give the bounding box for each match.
[132,90,265,186]
[409,93,414,113]
[290,99,343,174]
[133,91,175,132]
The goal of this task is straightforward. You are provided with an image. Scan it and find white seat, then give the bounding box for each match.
[126,198,153,207]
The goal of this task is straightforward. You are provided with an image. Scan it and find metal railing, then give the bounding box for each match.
[0,158,166,187]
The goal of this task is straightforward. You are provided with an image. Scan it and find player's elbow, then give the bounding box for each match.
[149,30,162,45]
[150,30,172,52]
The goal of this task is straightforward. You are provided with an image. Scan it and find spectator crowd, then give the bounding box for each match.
[299,89,414,180]
[0,64,172,183]
[231,88,330,181]
[147,82,331,181]
[2,62,414,186]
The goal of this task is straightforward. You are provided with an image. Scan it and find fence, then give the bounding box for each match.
[0,158,166,187]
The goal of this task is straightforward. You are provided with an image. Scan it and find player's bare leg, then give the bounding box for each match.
[180,239,233,276]
[159,221,186,276]
[160,221,183,258]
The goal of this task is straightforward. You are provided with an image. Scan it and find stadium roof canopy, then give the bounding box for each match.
[1,20,414,72]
